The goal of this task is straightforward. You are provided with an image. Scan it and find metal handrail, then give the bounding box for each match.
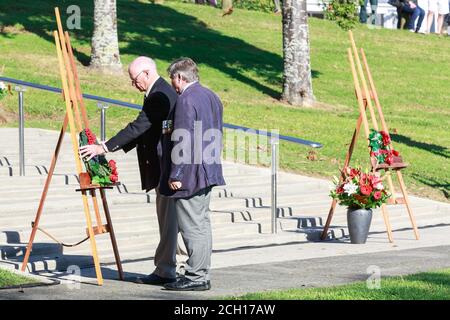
[0,76,142,110]
[0,76,323,148]
[1,76,323,234]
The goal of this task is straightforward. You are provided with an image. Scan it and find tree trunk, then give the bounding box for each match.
[281,0,314,106]
[90,0,122,73]
[222,0,233,11]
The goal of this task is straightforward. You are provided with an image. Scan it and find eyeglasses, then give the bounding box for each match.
[131,70,149,86]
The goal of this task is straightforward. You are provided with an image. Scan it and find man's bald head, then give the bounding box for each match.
[128,56,159,92]
[128,56,157,76]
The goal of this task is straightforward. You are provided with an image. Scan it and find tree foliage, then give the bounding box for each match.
[323,0,363,30]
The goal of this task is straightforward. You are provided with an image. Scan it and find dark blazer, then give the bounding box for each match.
[105,77,178,192]
[159,82,226,198]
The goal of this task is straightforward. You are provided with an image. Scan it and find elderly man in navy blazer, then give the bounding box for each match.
[160,57,225,291]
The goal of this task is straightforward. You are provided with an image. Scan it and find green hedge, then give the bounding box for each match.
[232,0,276,12]
[167,0,277,13]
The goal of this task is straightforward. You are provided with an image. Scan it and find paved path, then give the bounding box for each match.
[1,245,449,300]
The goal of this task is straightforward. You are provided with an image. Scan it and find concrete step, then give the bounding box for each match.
[0,158,259,179]
[0,148,259,164]
[0,190,155,205]
[0,161,258,178]
[6,230,320,273]
[210,191,330,210]
[0,174,80,187]
[213,205,446,232]
[0,216,271,263]
[0,193,334,234]
[0,217,260,250]
[0,179,331,214]
[0,173,286,193]
[0,205,267,241]
[0,185,290,212]
[0,195,154,212]
[212,201,446,232]
[1,190,444,238]
[213,181,328,199]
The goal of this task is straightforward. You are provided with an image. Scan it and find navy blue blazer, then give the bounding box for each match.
[159,82,226,198]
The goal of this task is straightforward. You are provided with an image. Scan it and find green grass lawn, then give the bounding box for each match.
[0,0,449,201]
[227,268,450,300]
[0,269,38,288]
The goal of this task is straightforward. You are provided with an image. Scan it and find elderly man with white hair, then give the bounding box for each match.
[79,56,180,286]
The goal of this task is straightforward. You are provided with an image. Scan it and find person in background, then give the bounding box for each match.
[194,0,217,7]
[273,0,281,14]
[360,0,378,25]
[447,3,450,35]
[400,0,426,32]
[426,0,450,34]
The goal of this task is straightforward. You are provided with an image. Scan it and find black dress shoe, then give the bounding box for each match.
[135,273,176,285]
[164,278,211,291]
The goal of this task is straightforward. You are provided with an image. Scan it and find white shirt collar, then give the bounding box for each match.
[181,81,197,94]
[145,76,160,98]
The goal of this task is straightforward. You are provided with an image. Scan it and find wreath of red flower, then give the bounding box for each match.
[79,129,119,186]
[369,130,400,165]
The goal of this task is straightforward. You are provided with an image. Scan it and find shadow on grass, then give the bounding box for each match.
[391,133,450,159]
[405,270,450,287]
[410,173,449,199]
[311,69,322,79]
[0,0,294,98]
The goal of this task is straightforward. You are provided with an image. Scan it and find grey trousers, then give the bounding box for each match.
[154,188,178,279]
[274,0,281,12]
[174,186,212,282]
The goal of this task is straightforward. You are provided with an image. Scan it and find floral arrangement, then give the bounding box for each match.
[79,128,118,186]
[0,81,8,100]
[368,129,400,165]
[330,167,390,209]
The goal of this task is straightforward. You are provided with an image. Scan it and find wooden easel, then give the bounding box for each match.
[20,7,124,285]
[320,31,420,243]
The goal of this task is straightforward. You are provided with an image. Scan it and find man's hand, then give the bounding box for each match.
[169,180,182,191]
[409,1,417,8]
[79,144,105,161]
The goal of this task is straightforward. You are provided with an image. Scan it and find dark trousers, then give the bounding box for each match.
[195,0,217,6]
[402,4,425,31]
[360,0,378,24]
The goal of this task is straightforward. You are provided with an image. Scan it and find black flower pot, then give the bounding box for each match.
[347,207,373,244]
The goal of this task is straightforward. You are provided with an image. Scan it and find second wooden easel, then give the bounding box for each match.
[320,31,420,243]
[20,7,124,285]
